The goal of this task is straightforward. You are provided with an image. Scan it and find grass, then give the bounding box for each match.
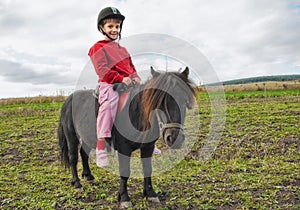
[0,89,299,209]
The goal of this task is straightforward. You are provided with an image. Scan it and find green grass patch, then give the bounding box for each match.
[0,90,299,209]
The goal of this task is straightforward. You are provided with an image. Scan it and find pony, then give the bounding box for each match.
[58,67,196,208]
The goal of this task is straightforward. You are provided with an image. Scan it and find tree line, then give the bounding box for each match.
[208,74,300,86]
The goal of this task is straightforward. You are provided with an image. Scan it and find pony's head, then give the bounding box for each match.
[142,67,197,149]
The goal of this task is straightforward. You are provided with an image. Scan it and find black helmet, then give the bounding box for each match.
[97,7,125,31]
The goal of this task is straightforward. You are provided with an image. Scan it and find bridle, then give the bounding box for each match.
[155,109,183,137]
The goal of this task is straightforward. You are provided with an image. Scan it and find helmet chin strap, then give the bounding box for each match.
[100,29,118,41]
[99,24,123,42]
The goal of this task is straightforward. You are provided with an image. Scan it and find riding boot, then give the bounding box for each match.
[96,139,110,167]
[153,145,161,155]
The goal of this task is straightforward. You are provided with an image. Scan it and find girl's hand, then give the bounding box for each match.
[132,77,141,85]
[122,77,132,86]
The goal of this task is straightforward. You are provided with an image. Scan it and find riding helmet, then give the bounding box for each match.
[97,7,125,31]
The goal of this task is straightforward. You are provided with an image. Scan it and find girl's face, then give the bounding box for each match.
[101,19,121,41]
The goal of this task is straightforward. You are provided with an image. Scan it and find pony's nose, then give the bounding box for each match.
[166,135,173,147]
[164,129,185,149]
[171,133,185,149]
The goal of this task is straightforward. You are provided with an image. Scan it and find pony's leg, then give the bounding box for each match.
[141,145,160,203]
[62,123,82,188]
[67,140,82,188]
[118,176,131,208]
[80,145,95,182]
[117,146,132,208]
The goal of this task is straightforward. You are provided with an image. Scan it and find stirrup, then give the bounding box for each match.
[106,141,115,157]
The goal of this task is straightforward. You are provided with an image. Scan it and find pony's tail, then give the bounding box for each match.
[58,120,70,169]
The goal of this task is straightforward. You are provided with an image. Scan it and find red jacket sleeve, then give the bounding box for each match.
[128,56,140,80]
[88,44,124,84]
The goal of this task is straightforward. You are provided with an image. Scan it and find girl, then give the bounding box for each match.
[88,7,160,167]
[88,7,140,167]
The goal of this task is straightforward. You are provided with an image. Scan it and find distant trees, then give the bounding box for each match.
[207,75,300,86]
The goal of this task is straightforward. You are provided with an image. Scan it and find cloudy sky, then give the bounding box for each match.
[0,0,299,98]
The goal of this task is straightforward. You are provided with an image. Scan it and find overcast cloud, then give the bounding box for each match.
[0,0,299,98]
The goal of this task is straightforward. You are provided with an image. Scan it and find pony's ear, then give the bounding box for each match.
[150,66,160,77]
[181,67,189,78]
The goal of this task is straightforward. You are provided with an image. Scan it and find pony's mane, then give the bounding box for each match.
[140,71,197,130]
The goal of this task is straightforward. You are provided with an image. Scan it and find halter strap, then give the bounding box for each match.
[155,110,183,136]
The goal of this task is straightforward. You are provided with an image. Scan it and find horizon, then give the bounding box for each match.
[0,73,299,100]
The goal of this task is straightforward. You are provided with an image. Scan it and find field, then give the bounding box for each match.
[0,89,299,209]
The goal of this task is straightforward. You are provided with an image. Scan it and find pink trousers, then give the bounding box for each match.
[96,82,119,139]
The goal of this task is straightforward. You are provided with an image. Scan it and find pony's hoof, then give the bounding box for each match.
[71,180,82,189]
[73,183,82,189]
[86,178,95,184]
[147,197,160,203]
[84,175,95,183]
[82,173,95,181]
[120,201,132,209]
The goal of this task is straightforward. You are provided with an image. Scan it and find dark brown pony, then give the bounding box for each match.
[58,67,196,208]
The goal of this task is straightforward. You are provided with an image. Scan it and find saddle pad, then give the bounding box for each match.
[117,92,129,114]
